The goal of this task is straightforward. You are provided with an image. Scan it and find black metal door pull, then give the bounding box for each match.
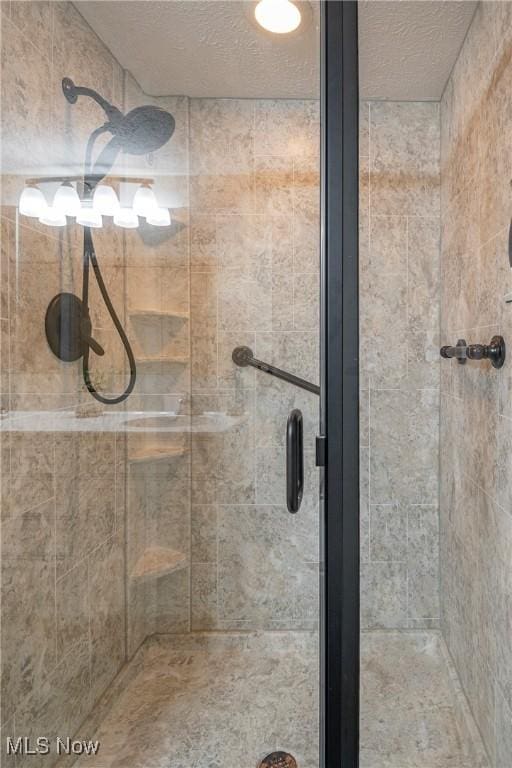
[286,409,304,513]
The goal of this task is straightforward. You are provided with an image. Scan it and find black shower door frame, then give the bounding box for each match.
[321,2,359,766]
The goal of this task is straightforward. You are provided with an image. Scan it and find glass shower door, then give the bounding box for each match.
[0,2,330,766]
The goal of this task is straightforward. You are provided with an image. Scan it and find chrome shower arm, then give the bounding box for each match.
[232,346,320,396]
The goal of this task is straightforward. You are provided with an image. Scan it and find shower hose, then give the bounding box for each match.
[80,126,136,405]
[81,226,136,404]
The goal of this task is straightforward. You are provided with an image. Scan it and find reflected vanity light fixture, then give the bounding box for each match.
[19,185,47,218]
[53,182,81,217]
[254,0,302,33]
[76,201,103,228]
[114,207,139,229]
[39,206,67,227]
[18,175,171,230]
[146,207,171,227]
[132,183,158,217]
[92,184,120,216]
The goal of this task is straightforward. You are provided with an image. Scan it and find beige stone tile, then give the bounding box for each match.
[218,505,318,625]
[191,504,217,564]
[369,215,407,273]
[293,182,320,274]
[1,430,54,519]
[55,432,116,575]
[1,497,54,562]
[56,560,89,659]
[408,216,440,331]
[89,534,125,702]
[191,334,217,391]
[0,216,12,320]
[152,567,190,633]
[293,272,319,331]
[191,563,218,630]
[50,2,116,175]
[405,327,440,391]
[360,445,370,565]
[190,98,254,175]
[190,213,217,272]
[10,0,51,56]
[15,640,91,768]
[1,558,56,720]
[190,271,217,335]
[1,15,51,175]
[124,213,189,269]
[370,102,440,216]
[254,100,319,160]
[360,101,370,157]
[217,213,272,276]
[218,269,272,333]
[360,267,407,388]
[496,684,512,767]
[370,504,407,562]
[360,561,407,629]
[271,271,294,331]
[254,154,294,215]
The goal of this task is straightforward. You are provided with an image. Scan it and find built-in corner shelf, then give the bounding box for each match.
[128,445,188,464]
[131,546,187,581]
[129,308,189,321]
[136,355,189,365]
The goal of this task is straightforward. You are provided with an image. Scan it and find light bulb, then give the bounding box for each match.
[132,184,158,217]
[39,206,67,227]
[53,183,81,217]
[76,202,103,228]
[146,208,171,227]
[93,184,120,216]
[19,186,47,217]
[254,0,301,33]
[114,208,139,229]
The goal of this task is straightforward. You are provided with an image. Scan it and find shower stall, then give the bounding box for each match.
[1,1,512,766]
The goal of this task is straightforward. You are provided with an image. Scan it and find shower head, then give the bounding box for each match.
[114,105,175,155]
[62,78,175,181]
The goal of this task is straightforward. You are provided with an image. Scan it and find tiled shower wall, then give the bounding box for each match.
[189,99,321,630]
[359,100,441,629]
[1,1,127,759]
[439,2,512,763]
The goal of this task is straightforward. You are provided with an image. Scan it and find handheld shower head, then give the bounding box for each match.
[116,105,175,155]
[62,78,175,180]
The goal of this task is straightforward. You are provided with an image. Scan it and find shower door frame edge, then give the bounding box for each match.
[321,1,360,766]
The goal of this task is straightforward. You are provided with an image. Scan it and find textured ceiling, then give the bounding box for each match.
[359,1,477,100]
[75,0,477,101]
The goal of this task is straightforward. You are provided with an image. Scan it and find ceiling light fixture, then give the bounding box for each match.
[254,0,302,34]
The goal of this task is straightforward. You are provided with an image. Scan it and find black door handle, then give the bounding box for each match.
[286,409,304,513]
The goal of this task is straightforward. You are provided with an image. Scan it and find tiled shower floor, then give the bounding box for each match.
[72,631,488,768]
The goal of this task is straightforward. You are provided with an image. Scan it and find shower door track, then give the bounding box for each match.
[321,2,360,767]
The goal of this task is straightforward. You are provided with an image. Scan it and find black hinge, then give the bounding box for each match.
[316,435,326,467]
